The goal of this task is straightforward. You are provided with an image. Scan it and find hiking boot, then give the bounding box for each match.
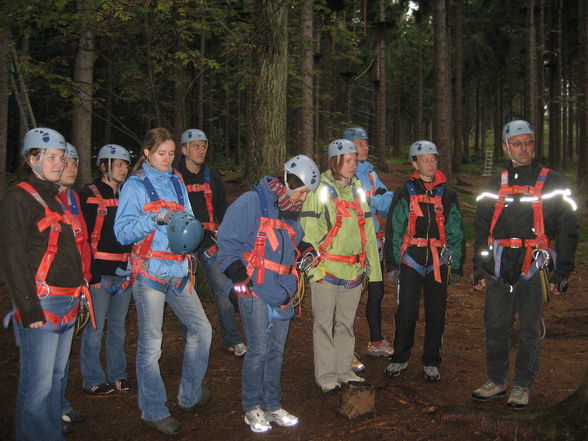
[114,379,131,392]
[319,381,341,394]
[507,386,529,410]
[142,416,183,435]
[384,362,408,378]
[84,382,115,396]
[337,372,365,385]
[265,408,299,427]
[424,366,441,382]
[471,380,507,401]
[180,387,211,412]
[228,343,247,357]
[244,406,272,433]
[366,339,394,357]
[62,409,86,424]
[351,354,365,372]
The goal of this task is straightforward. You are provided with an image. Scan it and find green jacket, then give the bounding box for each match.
[300,170,382,283]
[384,173,465,274]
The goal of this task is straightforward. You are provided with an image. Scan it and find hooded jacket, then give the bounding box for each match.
[114,163,192,279]
[299,170,382,283]
[217,177,303,307]
[355,160,393,233]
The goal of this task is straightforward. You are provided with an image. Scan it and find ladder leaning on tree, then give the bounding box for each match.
[9,42,36,131]
[483,149,493,176]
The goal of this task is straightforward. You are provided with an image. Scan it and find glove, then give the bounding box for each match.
[374,187,387,196]
[224,260,250,285]
[387,269,399,284]
[152,210,175,225]
[449,272,461,285]
[549,272,569,295]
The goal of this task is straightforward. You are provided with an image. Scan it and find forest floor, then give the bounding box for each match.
[1,160,587,441]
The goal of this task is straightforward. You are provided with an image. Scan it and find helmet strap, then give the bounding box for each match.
[30,150,46,180]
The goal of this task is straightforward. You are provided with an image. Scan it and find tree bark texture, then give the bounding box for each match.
[374,0,388,171]
[433,0,452,176]
[300,0,314,157]
[526,0,539,157]
[71,0,95,186]
[547,0,562,167]
[577,0,588,188]
[246,0,288,186]
[0,29,9,197]
[452,0,463,172]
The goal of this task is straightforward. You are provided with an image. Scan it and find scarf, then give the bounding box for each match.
[267,177,303,212]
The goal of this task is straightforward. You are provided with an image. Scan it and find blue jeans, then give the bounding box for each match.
[133,277,212,421]
[80,276,132,388]
[15,324,74,441]
[239,295,291,412]
[198,255,243,348]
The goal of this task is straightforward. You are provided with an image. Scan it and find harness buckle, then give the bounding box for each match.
[249,253,264,269]
[37,281,50,299]
[440,247,452,264]
[532,248,550,269]
[509,238,522,248]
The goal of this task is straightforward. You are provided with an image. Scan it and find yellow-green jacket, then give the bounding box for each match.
[300,170,382,283]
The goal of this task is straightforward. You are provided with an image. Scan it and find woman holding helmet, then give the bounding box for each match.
[114,128,211,436]
[217,154,320,433]
[0,128,86,441]
[79,144,133,396]
[299,139,382,394]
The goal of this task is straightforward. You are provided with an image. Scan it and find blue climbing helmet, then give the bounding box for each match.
[328,139,358,160]
[502,120,534,143]
[167,213,204,254]
[181,129,208,145]
[21,127,66,157]
[284,154,320,192]
[65,143,79,160]
[408,140,439,162]
[343,127,368,141]
[96,144,131,166]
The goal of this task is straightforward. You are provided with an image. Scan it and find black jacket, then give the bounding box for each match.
[474,159,578,284]
[176,160,229,252]
[79,179,132,283]
[0,175,83,326]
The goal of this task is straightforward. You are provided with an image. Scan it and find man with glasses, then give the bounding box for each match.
[177,129,247,357]
[472,120,578,410]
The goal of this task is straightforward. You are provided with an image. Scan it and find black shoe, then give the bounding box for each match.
[62,421,74,436]
[63,408,87,423]
[115,379,131,392]
[84,382,115,396]
[180,387,210,412]
[142,416,183,435]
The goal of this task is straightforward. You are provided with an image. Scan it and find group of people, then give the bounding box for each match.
[0,119,577,440]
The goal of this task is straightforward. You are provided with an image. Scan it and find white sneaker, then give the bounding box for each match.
[229,343,247,357]
[264,408,299,427]
[244,406,272,433]
[337,371,365,385]
[319,381,341,393]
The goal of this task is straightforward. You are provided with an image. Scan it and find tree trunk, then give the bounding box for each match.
[526,0,540,159]
[300,0,314,157]
[536,0,545,159]
[417,17,424,139]
[0,29,9,197]
[71,0,95,186]
[433,0,452,176]
[374,0,388,171]
[246,0,288,186]
[197,33,205,130]
[318,23,332,149]
[474,83,480,153]
[173,64,189,140]
[577,0,588,188]
[103,55,113,145]
[452,0,463,172]
[547,0,562,167]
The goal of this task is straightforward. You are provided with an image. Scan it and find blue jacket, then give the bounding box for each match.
[114,163,193,278]
[217,177,303,307]
[356,160,393,233]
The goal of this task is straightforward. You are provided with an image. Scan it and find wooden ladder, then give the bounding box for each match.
[483,149,493,176]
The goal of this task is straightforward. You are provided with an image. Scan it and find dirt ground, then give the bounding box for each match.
[1,165,587,441]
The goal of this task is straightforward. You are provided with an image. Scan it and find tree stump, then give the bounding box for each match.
[339,382,375,420]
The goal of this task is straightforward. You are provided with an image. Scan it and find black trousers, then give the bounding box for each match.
[389,262,448,367]
[365,280,385,342]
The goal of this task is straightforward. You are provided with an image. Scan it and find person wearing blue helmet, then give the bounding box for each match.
[217,154,320,433]
[300,140,382,394]
[471,120,578,409]
[343,127,394,368]
[177,128,247,358]
[114,128,212,436]
[78,144,133,398]
[0,128,89,441]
